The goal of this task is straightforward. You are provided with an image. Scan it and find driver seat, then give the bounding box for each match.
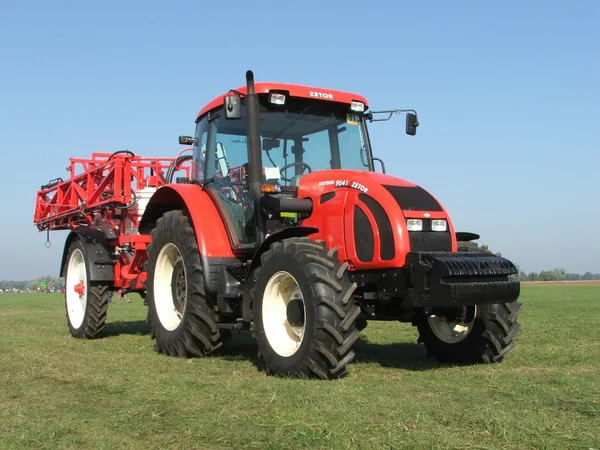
[289,175,303,188]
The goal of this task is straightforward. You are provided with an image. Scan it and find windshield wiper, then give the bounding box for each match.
[263,105,311,148]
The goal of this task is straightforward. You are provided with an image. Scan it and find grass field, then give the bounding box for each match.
[1,285,599,449]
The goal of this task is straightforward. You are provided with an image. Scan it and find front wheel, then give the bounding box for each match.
[415,302,523,363]
[251,238,360,379]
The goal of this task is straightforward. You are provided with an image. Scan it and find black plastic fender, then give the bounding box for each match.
[456,231,480,242]
[241,226,319,321]
[60,228,114,282]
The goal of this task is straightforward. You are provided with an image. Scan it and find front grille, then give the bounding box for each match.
[408,231,452,252]
[353,205,374,262]
[358,194,395,260]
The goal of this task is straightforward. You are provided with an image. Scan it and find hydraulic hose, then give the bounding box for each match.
[108,150,135,159]
[166,154,193,184]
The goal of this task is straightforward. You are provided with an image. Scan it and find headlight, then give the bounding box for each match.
[407,219,423,231]
[432,219,447,232]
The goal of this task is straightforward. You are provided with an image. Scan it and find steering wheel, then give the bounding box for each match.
[279,162,312,182]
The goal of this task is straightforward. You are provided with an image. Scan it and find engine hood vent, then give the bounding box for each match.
[383,185,443,212]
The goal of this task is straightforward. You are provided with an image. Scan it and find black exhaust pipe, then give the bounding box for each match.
[245,71,264,205]
[244,70,312,214]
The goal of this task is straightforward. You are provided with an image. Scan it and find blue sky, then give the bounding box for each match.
[1,0,598,279]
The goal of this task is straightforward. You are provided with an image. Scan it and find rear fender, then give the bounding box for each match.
[60,228,114,282]
[139,184,234,258]
[139,184,238,295]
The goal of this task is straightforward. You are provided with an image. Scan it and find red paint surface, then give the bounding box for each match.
[197,82,369,119]
[297,170,456,268]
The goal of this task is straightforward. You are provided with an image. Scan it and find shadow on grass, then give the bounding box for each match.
[99,322,439,372]
[103,320,151,337]
[219,332,262,367]
[352,337,438,371]
[218,333,439,373]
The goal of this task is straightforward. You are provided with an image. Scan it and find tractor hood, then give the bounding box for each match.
[297,170,450,217]
[297,170,457,269]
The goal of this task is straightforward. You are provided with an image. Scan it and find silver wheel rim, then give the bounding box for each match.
[65,248,87,329]
[262,271,306,357]
[428,306,477,344]
[154,243,186,331]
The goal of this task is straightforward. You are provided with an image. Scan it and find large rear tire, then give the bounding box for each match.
[250,238,359,379]
[146,210,226,357]
[64,240,109,339]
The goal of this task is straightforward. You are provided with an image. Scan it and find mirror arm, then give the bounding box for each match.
[228,89,245,98]
[372,157,386,174]
[368,109,418,123]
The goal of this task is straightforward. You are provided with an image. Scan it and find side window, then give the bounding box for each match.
[338,121,369,170]
[202,114,249,181]
[193,119,208,182]
[200,110,258,249]
[213,134,248,178]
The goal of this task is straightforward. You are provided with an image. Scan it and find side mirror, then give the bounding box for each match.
[178,136,195,145]
[263,138,281,151]
[224,93,242,120]
[228,164,249,188]
[406,113,419,136]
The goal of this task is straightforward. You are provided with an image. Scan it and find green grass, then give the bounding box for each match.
[1,285,599,450]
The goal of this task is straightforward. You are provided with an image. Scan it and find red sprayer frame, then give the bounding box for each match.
[34,151,192,291]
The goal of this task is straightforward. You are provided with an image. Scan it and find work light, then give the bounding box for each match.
[269,93,286,105]
[350,101,365,112]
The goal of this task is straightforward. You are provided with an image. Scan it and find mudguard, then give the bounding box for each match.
[60,228,114,282]
[138,184,235,258]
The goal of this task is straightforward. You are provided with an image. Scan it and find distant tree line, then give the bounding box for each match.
[0,280,28,290]
[514,268,600,282]
[0,276,65,291]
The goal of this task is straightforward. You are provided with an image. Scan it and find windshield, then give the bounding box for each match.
[193,97,371,185]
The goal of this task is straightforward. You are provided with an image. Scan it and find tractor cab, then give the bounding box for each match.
[185,79,418,253]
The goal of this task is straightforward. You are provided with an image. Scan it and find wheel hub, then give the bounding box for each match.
[428,306,477,344]
[262,271,306,357]
[171,260,186,314]
[74,281,85,296]
[286,298,305,327]
[65,248,87,329]
[154,243,187,331]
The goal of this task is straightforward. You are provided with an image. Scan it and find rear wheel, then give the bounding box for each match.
[251,238,360,379]
[146,210,226,357]
[64,240,109,338]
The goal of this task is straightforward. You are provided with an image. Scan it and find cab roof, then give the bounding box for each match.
[196,82,369,120]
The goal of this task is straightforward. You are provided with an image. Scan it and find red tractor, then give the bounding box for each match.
[34,70,522,379]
